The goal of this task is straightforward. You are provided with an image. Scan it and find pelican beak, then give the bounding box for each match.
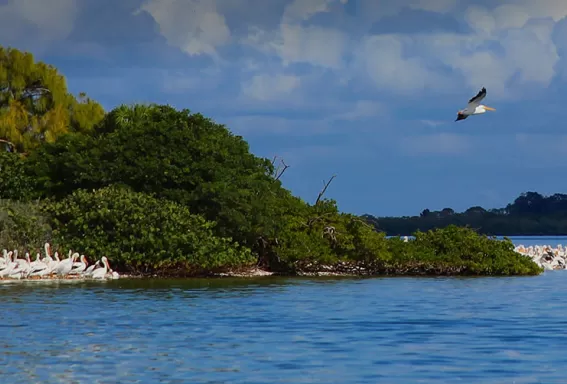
[484,106,496,111]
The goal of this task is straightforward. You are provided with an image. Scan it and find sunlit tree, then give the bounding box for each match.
[0,46,104,153]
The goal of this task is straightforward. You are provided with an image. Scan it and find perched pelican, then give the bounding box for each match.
[69,255,88,275]
[54,252,78,276]
[455,87,495,121]
[91,257,110,279]
[83,259,100,277]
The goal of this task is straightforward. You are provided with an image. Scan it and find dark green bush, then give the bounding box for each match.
[41,185,255,275]
[0,199,52,252]
[0,151,36,200]
[390,225,543,275]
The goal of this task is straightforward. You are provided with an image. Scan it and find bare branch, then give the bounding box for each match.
[271,155,280,177]
[315,175,336,205]
[0,139,15,150]
[275,159,289,181]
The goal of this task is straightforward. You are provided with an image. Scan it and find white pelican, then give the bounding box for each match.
[455,87,495,121]
[91,256,110,279]
[54,252,78,276]
[83,260,101,277]
[69,255,88,275]
[0,252,16,277]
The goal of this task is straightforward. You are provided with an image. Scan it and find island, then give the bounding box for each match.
[0,46,544,279]
[363,192,567,236]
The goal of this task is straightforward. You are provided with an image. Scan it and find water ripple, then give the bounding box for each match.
[1,273,567,382]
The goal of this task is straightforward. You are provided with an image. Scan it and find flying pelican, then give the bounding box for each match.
[455,87,495,121]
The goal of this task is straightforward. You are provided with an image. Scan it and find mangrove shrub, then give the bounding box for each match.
[27,104,290,250]
[41,186,255,275]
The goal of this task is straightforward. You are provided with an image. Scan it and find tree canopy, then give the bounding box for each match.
[0,46,104,153]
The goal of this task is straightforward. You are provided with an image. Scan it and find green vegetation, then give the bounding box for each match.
[41,186,254,276]
[0,46,543,277]
[364,191,567,236]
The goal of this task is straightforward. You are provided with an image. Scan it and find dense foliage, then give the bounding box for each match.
[0,151,36,200]
[384,226,541,275]
[0,45,543,277]
[0,46,104,153]
[365,192,567,236]
[25,104,286,248]
[0,199,52,252]
[41,186,254,275]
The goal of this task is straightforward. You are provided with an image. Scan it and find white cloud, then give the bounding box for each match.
[224,98,386,135]
[344,1,566,97]
[137,0,230,57]
[418,119,448,128]
[282,0,339,23]
[275,24,346,68]
[400,133,470,155]
[131,0,567,103]
[161,68,223,94]
[351,0,456,27]
[408,0,457,13]
[507,0,567,22]
[332,100,385,120]
[0,0,78,46]
[404,18,559,98]
[452,3,560,95]
[242,0,348,69]
[354,34,450,94]
[244,21,347,69]
[241,74,301,100]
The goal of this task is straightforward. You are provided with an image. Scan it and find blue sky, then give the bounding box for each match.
[2,0,567,216]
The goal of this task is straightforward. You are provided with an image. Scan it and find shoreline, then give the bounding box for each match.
[1,242,562,282]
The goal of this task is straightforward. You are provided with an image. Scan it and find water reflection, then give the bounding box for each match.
[1,273,567,382]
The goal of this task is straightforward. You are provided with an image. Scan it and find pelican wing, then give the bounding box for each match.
[468,87,486,106]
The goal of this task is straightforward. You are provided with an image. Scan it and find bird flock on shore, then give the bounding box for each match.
[0,242,565,280]
[0,243,119,280]
[514,245,567,271]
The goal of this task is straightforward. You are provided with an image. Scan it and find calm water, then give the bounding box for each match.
[1,236,567,383]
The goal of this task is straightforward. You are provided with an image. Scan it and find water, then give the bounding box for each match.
[1,237,567,383]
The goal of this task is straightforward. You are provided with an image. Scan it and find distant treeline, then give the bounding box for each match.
[364,192,567,236]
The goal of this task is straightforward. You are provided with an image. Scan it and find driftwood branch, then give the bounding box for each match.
[315,175,336,205]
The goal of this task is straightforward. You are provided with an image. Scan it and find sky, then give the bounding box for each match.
[2,0,567,217]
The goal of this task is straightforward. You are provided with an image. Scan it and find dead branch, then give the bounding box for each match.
[275,159,289,180]
[315,175,336,205]
[0,139,15,151]
[271,155,277,166]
